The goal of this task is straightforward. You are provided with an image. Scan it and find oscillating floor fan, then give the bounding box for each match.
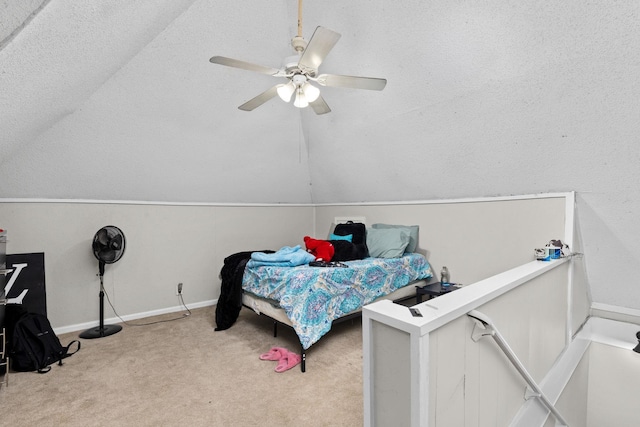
[80,226,126,339]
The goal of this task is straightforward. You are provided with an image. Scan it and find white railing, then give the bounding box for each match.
[467,310,569,427]
[363,258,574,427]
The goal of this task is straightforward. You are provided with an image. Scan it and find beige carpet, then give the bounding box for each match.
[1,306,364,426]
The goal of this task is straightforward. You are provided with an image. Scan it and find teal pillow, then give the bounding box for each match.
[371,224,419,253]
[366,228,410,258]
[329,233,353,242]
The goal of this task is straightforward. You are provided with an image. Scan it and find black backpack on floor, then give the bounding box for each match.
[7,306,80,374]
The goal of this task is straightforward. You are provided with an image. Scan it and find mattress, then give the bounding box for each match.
[242,279,425,328]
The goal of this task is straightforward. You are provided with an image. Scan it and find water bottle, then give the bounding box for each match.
[440,266,450,287]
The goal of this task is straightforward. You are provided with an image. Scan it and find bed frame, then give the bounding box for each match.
[242,279,427,372]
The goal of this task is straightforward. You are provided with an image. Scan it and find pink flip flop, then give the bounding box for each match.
[275,351,301,373]
[259,347,288,361]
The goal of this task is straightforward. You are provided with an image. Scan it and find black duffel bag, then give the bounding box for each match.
[331,221,368,261]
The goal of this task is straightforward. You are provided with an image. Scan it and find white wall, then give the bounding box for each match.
[0,201,314,331]
[1,193,581,334]
[315,195,568,285]
[586,342,640,426]
[541,318,640,427]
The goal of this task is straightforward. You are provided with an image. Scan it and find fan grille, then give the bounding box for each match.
[92,225,126,264]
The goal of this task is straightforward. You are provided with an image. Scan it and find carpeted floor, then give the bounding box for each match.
[0,305,364,426]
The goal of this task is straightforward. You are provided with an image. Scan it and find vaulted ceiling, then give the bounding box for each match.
[1,1,640,310]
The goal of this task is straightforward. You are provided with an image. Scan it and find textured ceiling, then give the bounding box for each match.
[1,1,640,311]
[0,0,47,47]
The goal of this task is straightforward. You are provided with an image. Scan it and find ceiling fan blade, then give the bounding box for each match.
[238,85,280,111]
[298,27,341,72]
[209,56,280,76]
[309,95,331,115]
[315,74,387,91]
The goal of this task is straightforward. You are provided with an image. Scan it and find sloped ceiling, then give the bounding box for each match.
[1,1,640,310]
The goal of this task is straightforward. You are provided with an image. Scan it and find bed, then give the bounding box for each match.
[241,252,433,371]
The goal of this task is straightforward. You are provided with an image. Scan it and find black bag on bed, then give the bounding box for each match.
[331,221,368,261]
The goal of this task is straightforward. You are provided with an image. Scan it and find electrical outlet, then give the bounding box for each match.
[176,282,183,296]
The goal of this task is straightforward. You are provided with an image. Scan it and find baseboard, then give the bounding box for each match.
[54,298,217,336]
[584,316,640,350]
[590,302,640,326]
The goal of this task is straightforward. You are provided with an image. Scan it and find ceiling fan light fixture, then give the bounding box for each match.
[277,81,296,102]
[294,87,309,108]
[302,82,320,102]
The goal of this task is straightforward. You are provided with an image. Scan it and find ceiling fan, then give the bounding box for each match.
[209,0,387,115]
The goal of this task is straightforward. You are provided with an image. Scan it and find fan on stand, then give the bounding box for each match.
[80,226,126,339]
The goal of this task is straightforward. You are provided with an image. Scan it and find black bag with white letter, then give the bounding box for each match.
[7,305,80,373]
